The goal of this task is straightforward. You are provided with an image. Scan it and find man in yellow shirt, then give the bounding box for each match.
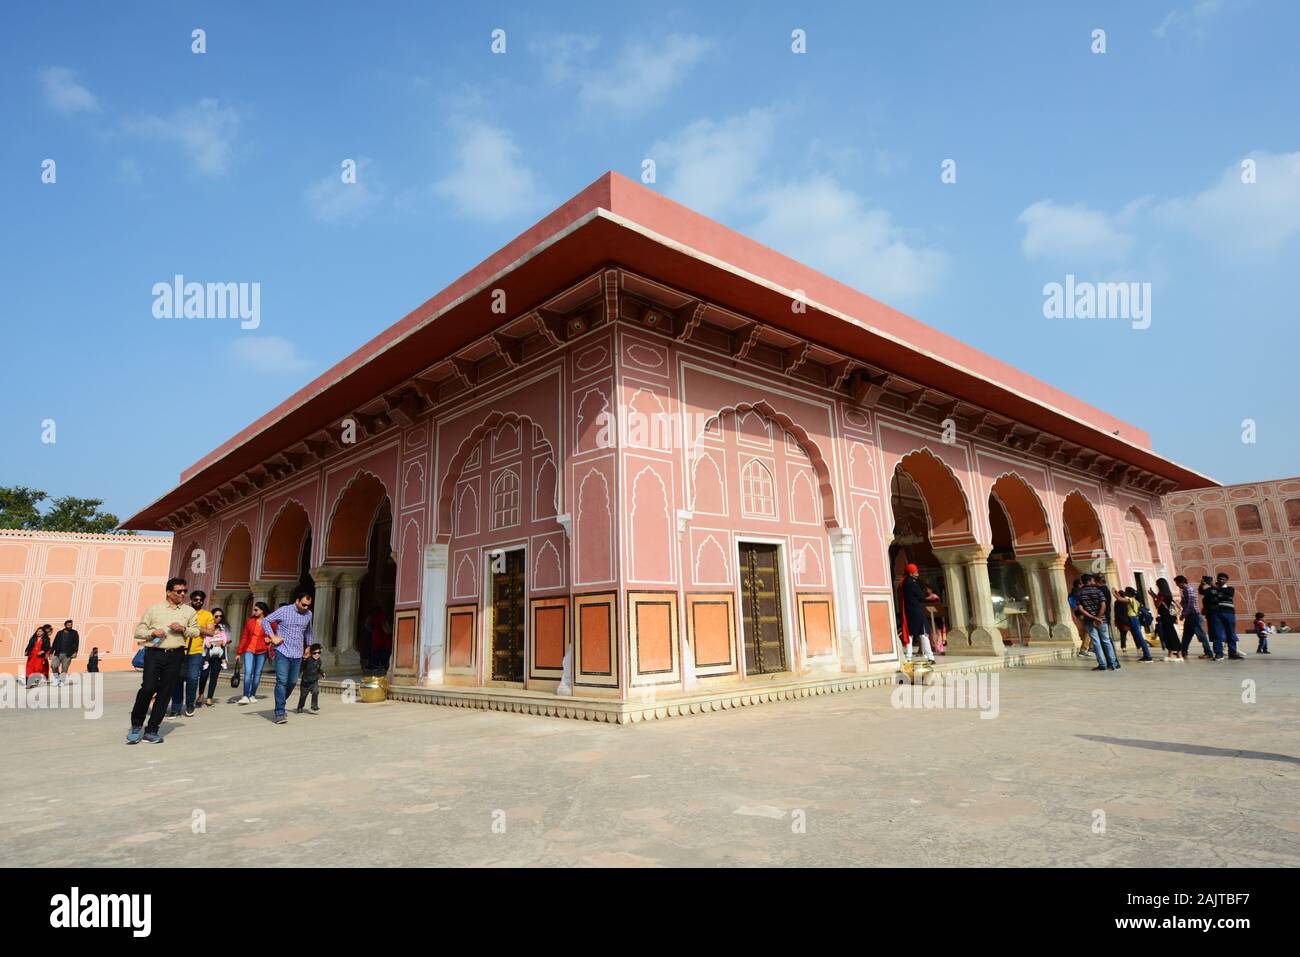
[128,577,200,744]
[169,589,215,717]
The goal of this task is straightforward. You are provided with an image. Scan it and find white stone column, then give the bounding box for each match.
[1017,555,1055,644]
[224,591,250,643]
[309,567,340,665]
[944,544,1003,657]
[930,546,971,649]
[333,568,366,671]
[1044,555,1081,646]
[828,527,865,672]
[419,543,449,686]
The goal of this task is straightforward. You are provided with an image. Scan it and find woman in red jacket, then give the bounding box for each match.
[236,602,272,704]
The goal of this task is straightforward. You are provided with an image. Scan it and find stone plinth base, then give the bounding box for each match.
[316,648,1076,724]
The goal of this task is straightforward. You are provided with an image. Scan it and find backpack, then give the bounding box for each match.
[1138,605,1154,629]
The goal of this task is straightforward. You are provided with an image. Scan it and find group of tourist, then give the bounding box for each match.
[1067,570,1274,670]
[896,561,1284,671]
[126,577,330,744]
[22,620,100,687]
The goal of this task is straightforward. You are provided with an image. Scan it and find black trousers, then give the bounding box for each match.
[296,679,320,711]
[131,646,184,733]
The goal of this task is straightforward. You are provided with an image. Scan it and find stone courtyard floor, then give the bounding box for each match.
[2,643,1298,867]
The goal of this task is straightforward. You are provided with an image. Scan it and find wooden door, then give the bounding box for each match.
[491,550,525,682]
[739,542,786,675]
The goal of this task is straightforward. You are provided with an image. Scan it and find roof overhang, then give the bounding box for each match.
[122,172,1215,529]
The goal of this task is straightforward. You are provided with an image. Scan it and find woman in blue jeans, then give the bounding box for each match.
[1121,587,1154,661]
[237,601,272,704]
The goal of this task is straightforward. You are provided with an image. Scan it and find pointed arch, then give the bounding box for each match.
[436,412,559,544]
[262,500,312,578]
[1062,490,1107,560]
[325,470,392,563]
[891,448,975,546]
[216,522,253,589]
[989,472,1053,556]
[176,539,205,580]
[1124,505,1159,565]
[692,400,840,528]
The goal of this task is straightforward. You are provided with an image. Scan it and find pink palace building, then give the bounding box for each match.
[122,173,1214,721]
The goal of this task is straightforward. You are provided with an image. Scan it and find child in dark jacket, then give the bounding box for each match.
[296,643,326,713]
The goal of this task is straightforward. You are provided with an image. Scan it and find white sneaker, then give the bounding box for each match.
[249,695,258,704]
[237,696,250,705]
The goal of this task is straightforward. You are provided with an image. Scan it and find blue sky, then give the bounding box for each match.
[3,0,1298,525]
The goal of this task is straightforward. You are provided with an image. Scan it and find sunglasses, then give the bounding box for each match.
[172,588,188,594]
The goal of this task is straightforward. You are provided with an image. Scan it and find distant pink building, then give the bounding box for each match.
[1163,476,1300,630]
[0,529,173,675]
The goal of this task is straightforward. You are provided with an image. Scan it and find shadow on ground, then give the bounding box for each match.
[1078,735,1299,765]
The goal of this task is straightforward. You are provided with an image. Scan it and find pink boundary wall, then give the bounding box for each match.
[0,530,173,675]
[1164,477,1300,629]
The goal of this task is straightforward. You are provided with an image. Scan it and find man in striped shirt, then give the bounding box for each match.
[264,588,315,724]
[1076,574,1120,671]
[1175,575,1213,659]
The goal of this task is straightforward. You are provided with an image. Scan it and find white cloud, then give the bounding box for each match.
[532,31,711,112]
[433,123,548,223]
[654,109,946,302]
[530,32,599,84]
[579,33,712,112]
[749,176,948,303]
[228,335,312,372]
[651,108,777,219]
[305,159,382,223]
[1017,200,1136,262]
[1154,0,1227,39]
[1157,151,1300,254]
[40,67,100,114]
[127,98,242,177]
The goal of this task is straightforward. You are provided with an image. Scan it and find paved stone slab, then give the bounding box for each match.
[1,645,1297,867]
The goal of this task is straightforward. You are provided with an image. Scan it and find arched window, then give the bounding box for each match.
[491,471,520,530]
[1234,504,1263,534]
[741,459,776,518]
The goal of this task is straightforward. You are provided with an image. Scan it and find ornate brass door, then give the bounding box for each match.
[491,550,525,682]
[739,542,786,675]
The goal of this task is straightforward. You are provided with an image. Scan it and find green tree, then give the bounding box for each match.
[0,486,47,529]
[40,497,122,534]
[0,486,130,534]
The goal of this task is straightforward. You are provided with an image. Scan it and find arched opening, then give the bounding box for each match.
[1062,490,1106,579]
[262,501,314,601]
[217,524,252,590]
[325,471,395,672]
[987,492,1029,643]
[888,449,977,654]
[987,474,1054,645]
[357,496,396,673]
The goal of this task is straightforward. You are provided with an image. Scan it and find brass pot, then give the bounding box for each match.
[359,674,389,703]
